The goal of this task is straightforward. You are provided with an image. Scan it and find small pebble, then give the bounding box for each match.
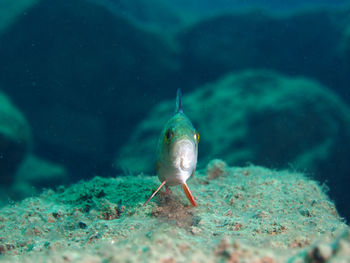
[191,226,202,235]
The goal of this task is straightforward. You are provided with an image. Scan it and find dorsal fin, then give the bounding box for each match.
[175,88,183,113]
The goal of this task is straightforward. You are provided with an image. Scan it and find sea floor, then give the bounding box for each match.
[0,159,349,262]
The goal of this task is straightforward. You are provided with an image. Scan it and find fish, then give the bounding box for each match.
[143,89,200,207]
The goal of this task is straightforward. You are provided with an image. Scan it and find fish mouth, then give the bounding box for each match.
[171,138,196,172]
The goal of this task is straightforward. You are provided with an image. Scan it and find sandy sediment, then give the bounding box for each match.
[0,159,348,262]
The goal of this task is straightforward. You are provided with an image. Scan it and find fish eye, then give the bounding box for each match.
[194,131,200,144]
[165,129,174,144]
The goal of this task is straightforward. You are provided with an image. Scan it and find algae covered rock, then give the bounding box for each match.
[115,70,350,219]
[116,70,350,174]
[88,0,183,31]
[16,155,67,188]
[0,0,38,34]
[10,155,68,201]
[0,161,347,261]
[0,91,66,203]
[0,91,31,185]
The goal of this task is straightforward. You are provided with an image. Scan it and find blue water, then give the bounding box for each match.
[0,0,349,221]
[168,0,350,14]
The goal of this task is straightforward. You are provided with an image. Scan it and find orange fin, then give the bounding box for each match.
[182,183,197,207]
[143,180,166,206]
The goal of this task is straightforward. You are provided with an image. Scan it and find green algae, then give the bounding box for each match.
[0,160,348,262]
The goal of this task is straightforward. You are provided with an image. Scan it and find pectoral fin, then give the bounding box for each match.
[182,183,196,207]
[143,180,166,206]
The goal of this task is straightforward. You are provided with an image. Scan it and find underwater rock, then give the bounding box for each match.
[0,91,31,185]
[0,0,180,179]
[10,155,68,201]
[87,0,183,31]
[0,92,67,205]
[0,162,347,261]
[115,70,350,220]
[0,0,38,35]
[178,8,350,101]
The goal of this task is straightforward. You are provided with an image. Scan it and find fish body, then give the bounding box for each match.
[144,89,199,206]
